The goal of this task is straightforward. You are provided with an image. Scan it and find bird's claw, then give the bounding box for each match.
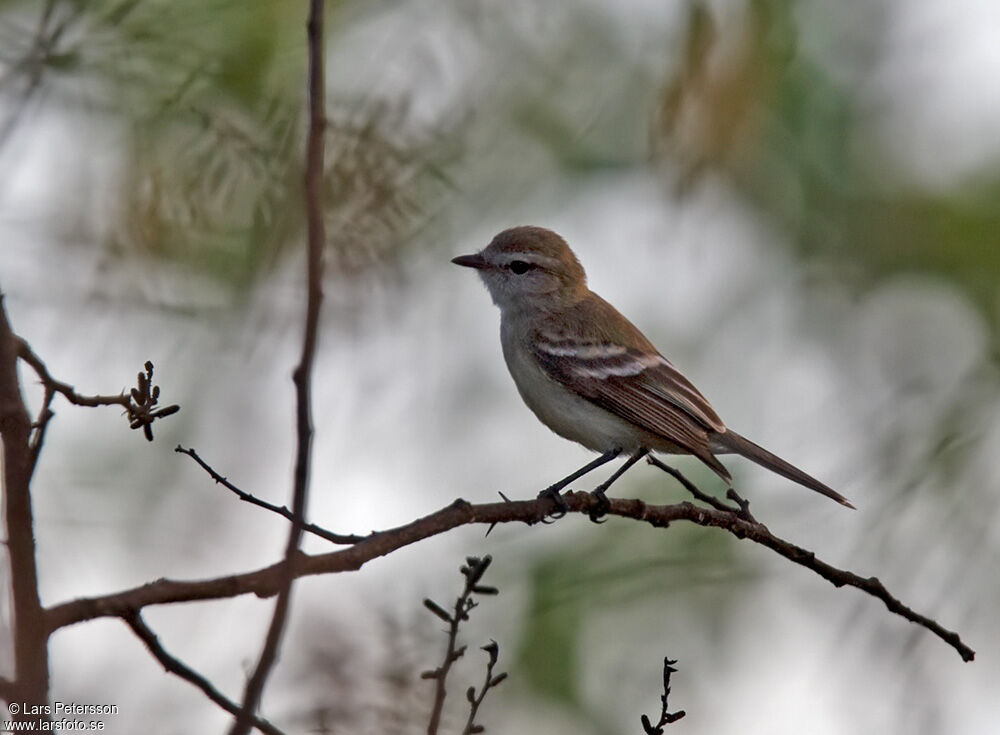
[588,487,610,523]
[538,486,569,519]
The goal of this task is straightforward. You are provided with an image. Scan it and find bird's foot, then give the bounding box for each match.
[537,485,569,519]
[587,487,610,523]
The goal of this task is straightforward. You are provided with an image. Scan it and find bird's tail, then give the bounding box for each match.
[713,430,855,509]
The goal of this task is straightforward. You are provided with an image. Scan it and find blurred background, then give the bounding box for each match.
[1,0,998,732]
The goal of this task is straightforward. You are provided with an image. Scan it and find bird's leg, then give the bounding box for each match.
[588,448,649,522]
[538,448,622,517]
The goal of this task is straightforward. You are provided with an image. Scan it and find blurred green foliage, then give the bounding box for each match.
[516,553,583,706]
[2,1,998,728]
[654,0,1000,339]
[1,0,456,283]
[6,0,995,327]
[516,473,752,710]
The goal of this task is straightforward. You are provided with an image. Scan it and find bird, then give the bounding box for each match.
[452,225,854,513]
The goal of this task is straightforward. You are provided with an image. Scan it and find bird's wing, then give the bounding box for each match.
[531,331,731,480]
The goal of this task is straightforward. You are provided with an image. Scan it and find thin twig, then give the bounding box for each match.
[462,641,507,735]
[227,1,327,732]
[17,337,131,410]
[640,658,685,734]
[45,493,976,662]
[175,445,364,545]
[423,556,496,734]
[26,382,55,480]
[724,488,755,522]
[647,456,755,521]
[122,611,286,735]
[17,340,179,450]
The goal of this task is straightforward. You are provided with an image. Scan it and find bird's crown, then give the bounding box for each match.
[484,226,586,283]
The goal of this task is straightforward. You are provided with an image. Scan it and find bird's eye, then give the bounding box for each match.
[509,260,533,275]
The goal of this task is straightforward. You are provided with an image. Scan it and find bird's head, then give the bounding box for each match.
[452,226,588,312]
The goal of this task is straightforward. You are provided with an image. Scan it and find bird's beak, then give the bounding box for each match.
[451,253,489,270]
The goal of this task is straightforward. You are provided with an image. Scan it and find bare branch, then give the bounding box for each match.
[17,340,179,450]
[0,295,50,712]
[175,445,363,545]
[423,556,496,734]
[227,1,327,731]
[45,493,976,662]
[122,611,286,735]
[640,658,685,734]
[16,337,131,410]
[462,641,507,735]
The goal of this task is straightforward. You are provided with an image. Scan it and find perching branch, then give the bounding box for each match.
[122,611,286,735]
[44,492,975,662]
[175,445,364,545]
[226,1,327,731]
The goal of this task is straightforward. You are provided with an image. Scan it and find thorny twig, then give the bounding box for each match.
[640,658,685,733]
[175,445,364,545]
[422,555,499,735]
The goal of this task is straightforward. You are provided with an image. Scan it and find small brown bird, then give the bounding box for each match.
[452,226,853,510]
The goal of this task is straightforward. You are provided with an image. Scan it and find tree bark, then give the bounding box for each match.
[0,296,50,714]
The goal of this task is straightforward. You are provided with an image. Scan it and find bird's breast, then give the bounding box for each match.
[499,320,652,453]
